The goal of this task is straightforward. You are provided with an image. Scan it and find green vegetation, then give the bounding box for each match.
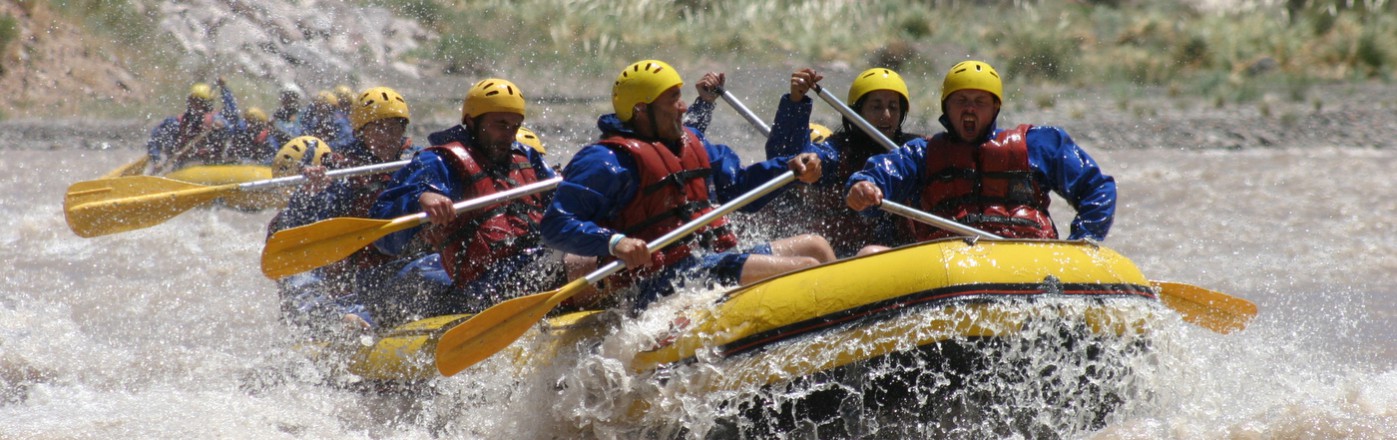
[0,14,17,52]
[398,0,1394,95]
[16,0,1395,117]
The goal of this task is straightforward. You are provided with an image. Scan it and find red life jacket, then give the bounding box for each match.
[598,128,739,278]
[420,142,548,286]
[913,124,1057,240]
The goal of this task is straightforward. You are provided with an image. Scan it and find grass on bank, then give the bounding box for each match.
[394,0,1395,82]
[11,0,1396,119]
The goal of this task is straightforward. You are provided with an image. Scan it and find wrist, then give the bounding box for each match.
[607,234,625,256]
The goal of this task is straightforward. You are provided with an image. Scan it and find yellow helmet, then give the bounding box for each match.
[847,68,910,105]
[314,90,339,107]
[272,136,332,177]
[941,60,1002,103]
[612,59,683,122]
[462,78,526,121]
[244,107,269,124]
[349,86,411,131]
[333,85,354,106]
[189,83,215,103]
[808,123,833,144]
[515,126,545,155]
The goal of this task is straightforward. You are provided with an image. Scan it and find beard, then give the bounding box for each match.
[475,132,515,164]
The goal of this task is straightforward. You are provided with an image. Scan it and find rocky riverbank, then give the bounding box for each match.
[4,80,1393,156]
[2,0,1393,154]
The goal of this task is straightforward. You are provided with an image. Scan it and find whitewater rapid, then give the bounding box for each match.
[2,136,1395,437]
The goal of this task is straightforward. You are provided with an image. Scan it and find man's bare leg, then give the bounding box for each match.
[769,233,835,264]
[738,254,821,285]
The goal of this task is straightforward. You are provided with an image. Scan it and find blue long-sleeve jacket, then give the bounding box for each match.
[218,84,248,140]
[300,105,355,151]
[765,94,840,179]
[847,116,1116,241]
[370,124,557,256]
[541,114,799,257]
[683,97,716,135]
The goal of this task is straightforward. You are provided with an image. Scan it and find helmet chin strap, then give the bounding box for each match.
[646,104,662,141]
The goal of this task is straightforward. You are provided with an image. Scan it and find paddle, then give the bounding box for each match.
[814,84,1258,334]
[1150,281,1257,334]
[434,171,799,376]
[100,156,151,179]
[885,201,1256,333]
[64,160,410,238]
[261,176,564,280]
[715,88,771,137]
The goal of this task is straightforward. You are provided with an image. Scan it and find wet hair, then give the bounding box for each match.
[834,93,912,153]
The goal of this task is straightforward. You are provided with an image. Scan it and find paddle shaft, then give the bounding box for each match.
[812,85,898,153]
[715,88,772,137]
[433,170,798,375]
[579,170,795,289]
[393,176,563,232]
[259,176,563,280]
[567,88,796,288]
[812,84,1001,238]
[241,159,410,192]
[814,88,1257,332]
[880,200,1003,239]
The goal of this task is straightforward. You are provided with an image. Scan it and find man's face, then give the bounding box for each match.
[280,93,299,109]
[188,97,213,115]
[468,112,524,164]
[858,90,903,140]
[360,117,409,161]
[944,89,1000,141]
[636,85,687,143]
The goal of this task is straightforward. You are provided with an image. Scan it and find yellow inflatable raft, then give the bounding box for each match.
[346,238,1159,383]
[162,164,284,210]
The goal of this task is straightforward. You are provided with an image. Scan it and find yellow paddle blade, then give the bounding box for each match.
[64,176,232,238]
[1153,281,1258,334]
[348,314,474,381]
[435,279,588,376]
[260,216,402,279]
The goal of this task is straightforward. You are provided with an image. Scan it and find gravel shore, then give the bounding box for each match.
[4,81,1393,155]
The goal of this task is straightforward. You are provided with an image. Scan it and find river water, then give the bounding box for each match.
[2,126,1395,437]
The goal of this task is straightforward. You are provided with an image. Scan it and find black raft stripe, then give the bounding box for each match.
[717,282,1156,359]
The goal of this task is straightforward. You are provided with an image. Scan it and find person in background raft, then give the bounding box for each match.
[267,87,418,332]
[146,78,244,172]
[301,90,355,150]
[272,83,304,140]
[846,60,1116,253]
[227,107,281,164]
[369,78,564,323]
[333,84,355,118]
[760,67,923,257]
[541,59,836,311]
[261,136,356,332]
[515,126,546,155]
